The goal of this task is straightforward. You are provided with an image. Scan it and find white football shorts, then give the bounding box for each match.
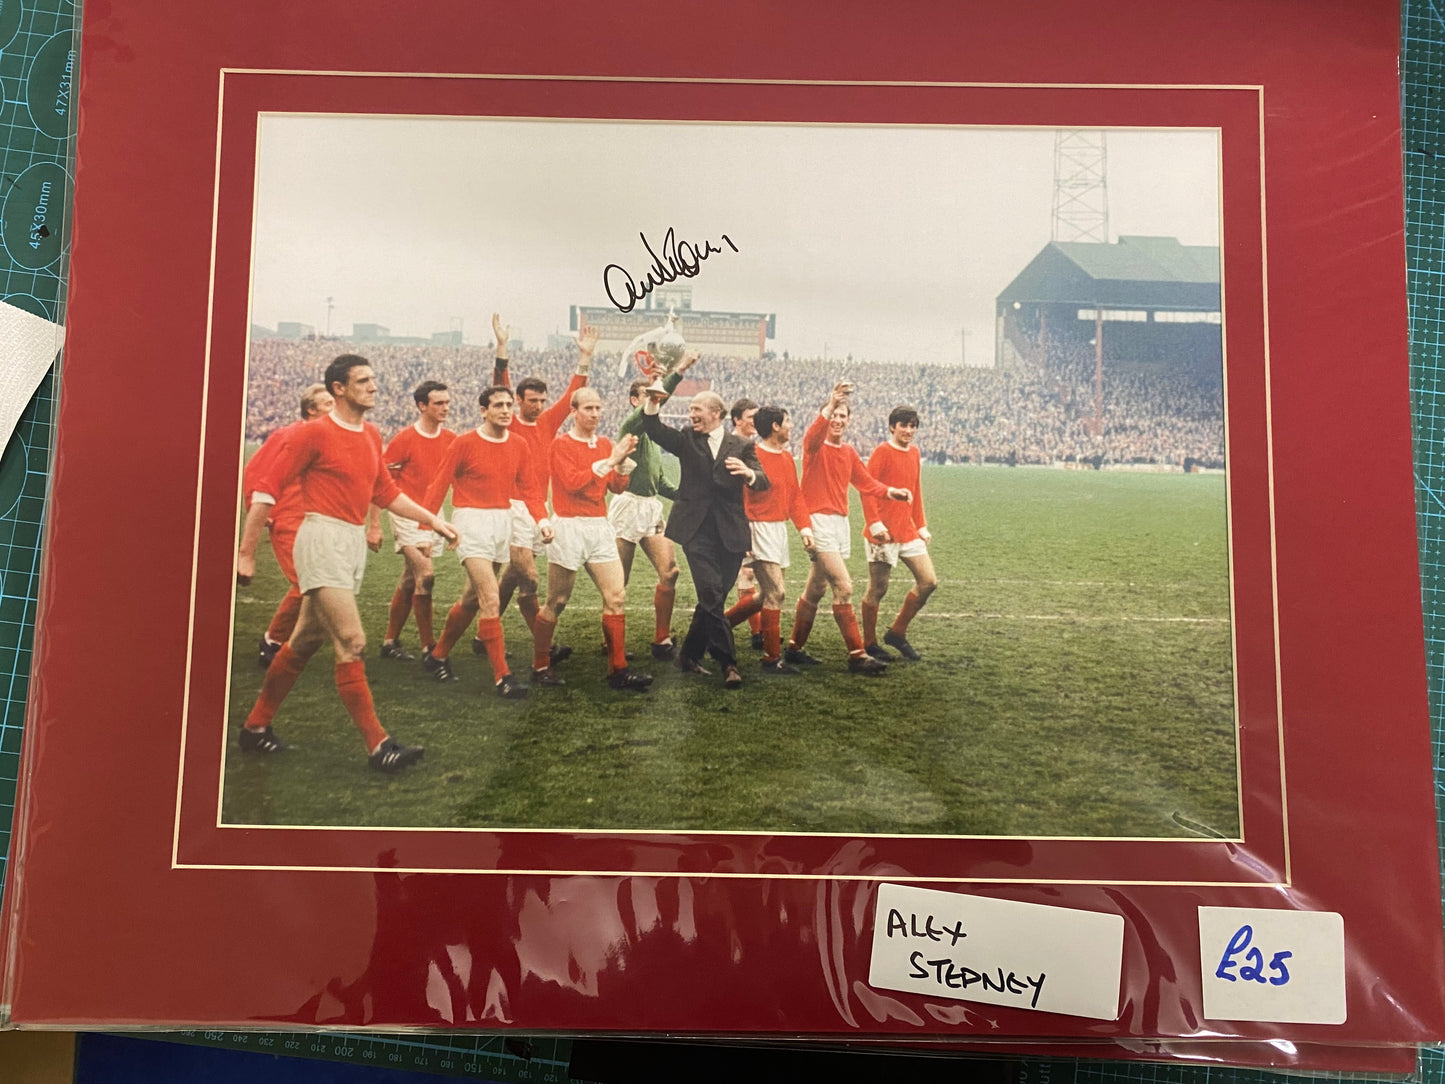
[453,506,513,565]
[389,511,444,556]
[607,490,666,544]
[865,536,929,566]
[809,512,852,560]
[509,498,547,556]
[294,513,368,594]
[548,516,620,572]
[748,520,792,568]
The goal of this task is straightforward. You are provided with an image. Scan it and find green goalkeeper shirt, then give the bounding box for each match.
[617,369,685,500]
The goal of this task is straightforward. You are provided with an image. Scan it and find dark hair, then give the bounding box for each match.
[730,397,759,423]
[516,376,548,398]
[629,378,650,400]
[413,380,448,407]
[888,405,921,429]
[323,355,370,397]
[479,384,514,410]
[754,405,788,439]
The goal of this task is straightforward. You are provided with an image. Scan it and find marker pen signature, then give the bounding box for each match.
[603,227,738,313]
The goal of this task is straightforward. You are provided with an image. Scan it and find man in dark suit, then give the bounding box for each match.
[640,380,770,688]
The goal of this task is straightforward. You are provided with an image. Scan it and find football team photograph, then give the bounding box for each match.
[222,117,1234,839]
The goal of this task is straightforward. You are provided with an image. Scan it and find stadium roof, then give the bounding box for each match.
[996,236,1221,310]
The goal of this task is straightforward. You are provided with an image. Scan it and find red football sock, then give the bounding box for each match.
[789,598,818,649]
[476,615,509,680]
[412,594,436,650]
[433,602,471,661]
[861,600,880,647]
[532,615,557,672]
[726,589,762,627]
[748,608,762,635]
[890,590,926,637]
[833,603,865,656]
[245,644,306,730]
[602,612,628,673]
[653,583,676,642]
[385,582,414,642]
[335,660,388,753]
[265,587,303,644]
[517,594,541,635]
[761,607,782,662]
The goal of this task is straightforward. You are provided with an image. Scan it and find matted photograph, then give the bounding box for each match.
[17,2,1444,1047]
[220,114,1235,840]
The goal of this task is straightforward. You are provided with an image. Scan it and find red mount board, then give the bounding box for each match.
[3,0,1441,1056]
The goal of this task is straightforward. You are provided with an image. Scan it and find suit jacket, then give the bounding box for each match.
[640,412,769,551]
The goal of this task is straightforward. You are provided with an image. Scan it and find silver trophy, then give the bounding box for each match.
[618,310,687,396]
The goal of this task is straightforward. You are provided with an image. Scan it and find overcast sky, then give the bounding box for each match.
[250,117,1219,366]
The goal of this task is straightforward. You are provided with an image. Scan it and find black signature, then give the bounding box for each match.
[603,227,738,313]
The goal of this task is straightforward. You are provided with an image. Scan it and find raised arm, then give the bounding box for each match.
[619,349,696,436]
[638,396,686,457]
[536,329,597,435]
[490,312,511,387]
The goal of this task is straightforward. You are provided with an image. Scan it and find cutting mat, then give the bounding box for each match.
[0,1,1441,1080]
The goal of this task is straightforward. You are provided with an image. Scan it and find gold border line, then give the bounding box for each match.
[177,70,1278,884]
[1216,121,1249,852]
[1258,87,1290,885]
[172,65,230,869]
[219,70,1265,92]
[212,821,1240,842]
[171,861,1289,887]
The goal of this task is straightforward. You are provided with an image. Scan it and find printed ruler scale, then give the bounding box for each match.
[0,1,1442,1080]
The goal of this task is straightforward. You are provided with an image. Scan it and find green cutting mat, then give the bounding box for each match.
[1,2,1442,1079]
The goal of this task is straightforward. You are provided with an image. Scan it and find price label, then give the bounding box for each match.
[1198,907,1345,1024]
[868,883,1124,1020]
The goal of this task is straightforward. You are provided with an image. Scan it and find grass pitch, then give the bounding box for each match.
[222,465,1238,839]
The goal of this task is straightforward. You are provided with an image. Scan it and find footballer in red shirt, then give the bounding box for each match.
[722,398,767,648]
[235,355,458,773]
[786,382,912,675]
[530,387,652,692]
[860,406,938,661]
[419,385,551,698]
[736,405,815,672]
[487,312,593,661]
[238,381,333,667]
[378,381,457,661]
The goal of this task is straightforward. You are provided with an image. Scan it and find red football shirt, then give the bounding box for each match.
[423,429,547,524]
[549,431,628,518]
[254,413,401,526]
[861,441,925,543]
[744,443,811,530]
[383,423,458,509]
[798,411,889,516]
[243,419,309,533]
[503,373,587,507]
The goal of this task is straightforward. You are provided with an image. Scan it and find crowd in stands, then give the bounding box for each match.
[245,336,1226,469]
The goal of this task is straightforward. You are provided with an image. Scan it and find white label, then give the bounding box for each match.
[868,883,1124,1020]
[1198,907,1345,1024]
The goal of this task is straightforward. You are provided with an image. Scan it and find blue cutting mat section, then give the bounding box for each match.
[0,1,1442,1079]
[0,0,68,897]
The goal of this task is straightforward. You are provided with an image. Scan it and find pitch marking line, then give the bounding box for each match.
[916,611,1228,624]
